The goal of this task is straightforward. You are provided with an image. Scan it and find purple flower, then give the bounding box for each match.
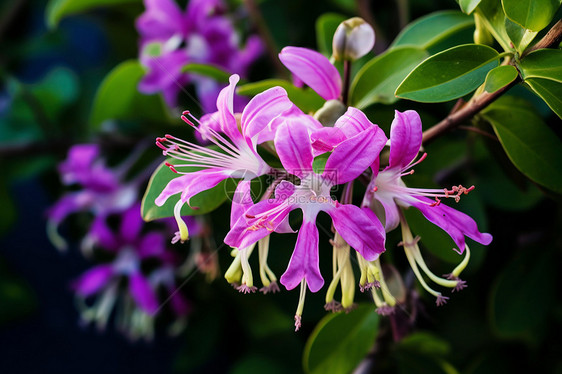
[136,0,263,110]
[47,144,137,251]
[73,204,192,340]
[358,110,492,311]
[155,74,318,242]
[279,46,342,101]
[363,110,493,252]
[226,110,387,289]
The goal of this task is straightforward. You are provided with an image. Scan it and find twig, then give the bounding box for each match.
[458,125,499,142]
[422,20,562,145]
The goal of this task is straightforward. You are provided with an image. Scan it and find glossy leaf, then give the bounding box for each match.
[90,60,171,128]
[458,0,482,14]
[501,0,560,32]
[391,11,474,51]
[237,79,324,113]
[315,13,347,56]
[141,159,235,221]
[181,63,231,83]
[518,49,562,117]
[482,96,562,193]
[484,65,518,93]
[519,49,562,82]
[505,17,538,53]
[303,304,379,374]
[474,0,511,51]
[490,249,555,342]
[524,78,562,119]
[45,0,140,29]
[350,47,428,108]
[395,44,500,103]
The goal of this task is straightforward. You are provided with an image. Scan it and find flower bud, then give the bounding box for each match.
[313,99,347,126]
[332,17,375,61]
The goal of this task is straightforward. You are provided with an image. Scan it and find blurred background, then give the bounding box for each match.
[1,0,561,373]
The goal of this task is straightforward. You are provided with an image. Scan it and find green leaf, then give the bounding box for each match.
[458,0,482,14]
[505,17,538,53]
[350,47,428,108]
[519,49,562,82]
[303,304,379,374]
[237,79,324,113]
[524,78,562,118]
[518,49,562,117]
[398,332,451,357]
[141,158,235,221]
[482,96,562,193]
[395,44,500,103]
[391,11,474,52]
[474,0,512,51]
[315,13,347,56]
[181,63,231,83]
[501,0,560,32]
[45,0,140,29]
[489,249,555,343]
[484,65,518,93]
[90,60,171,128]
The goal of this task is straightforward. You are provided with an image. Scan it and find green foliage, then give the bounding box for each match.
[90,60,172,128]
[504,18,538,54]
[141,159,235,221]
[501,0,561,32]
[350,47,428,108]
[395,44,501,102]
[474,0,512,51]
[303,304,379,374]
[45,0,140,29]
[458,0,483,14]
[315,13,347,56]
[484,65,518,93]
[237,79,324,113]
[391,11,475,53]
[394,332,459,374]
[482,96,562,193]
[519,49,562,118]
[182,63,232,83]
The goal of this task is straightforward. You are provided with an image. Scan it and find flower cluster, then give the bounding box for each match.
[47,144,205,340]
[136,0,263,111]
[153,19,492,331]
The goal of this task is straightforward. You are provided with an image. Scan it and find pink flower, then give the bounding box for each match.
[136,0,262,110]
[363,110,493,253]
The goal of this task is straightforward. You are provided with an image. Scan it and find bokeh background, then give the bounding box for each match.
[1,0,561,373]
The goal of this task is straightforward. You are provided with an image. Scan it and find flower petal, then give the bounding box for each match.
[136,0,184,41]
[280,219,324,292]
[261,105,322,144]
[89,215,119,250]
[389,110,423,169]
[310,127,347,154]
[279,46,342,100]
[72,265,114,297]
[274,119,314,178]
[410,197,493,254]
[327,204,385,261]
[224,198,294,249]
[138,232,166,258]
[230,180,254,227]
[334,107,378,139]
[155,169,230,207]
[241,86,293,140]
[129,272,159,315]
[323,125,387,184]
[215,74,244,144]
[120,204,144,243]
[374,193,401,232]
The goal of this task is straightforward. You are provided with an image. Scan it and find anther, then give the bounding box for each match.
[436,294,449,306]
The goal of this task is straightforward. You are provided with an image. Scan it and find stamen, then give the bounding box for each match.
[258,236,278,291]
[436,294,449,306]
[324,301,342,313]
[295,279,307,332]
[375,304,395,316]
[260,281,280,294]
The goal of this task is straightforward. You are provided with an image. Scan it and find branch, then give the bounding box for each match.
[421,19,562,145]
